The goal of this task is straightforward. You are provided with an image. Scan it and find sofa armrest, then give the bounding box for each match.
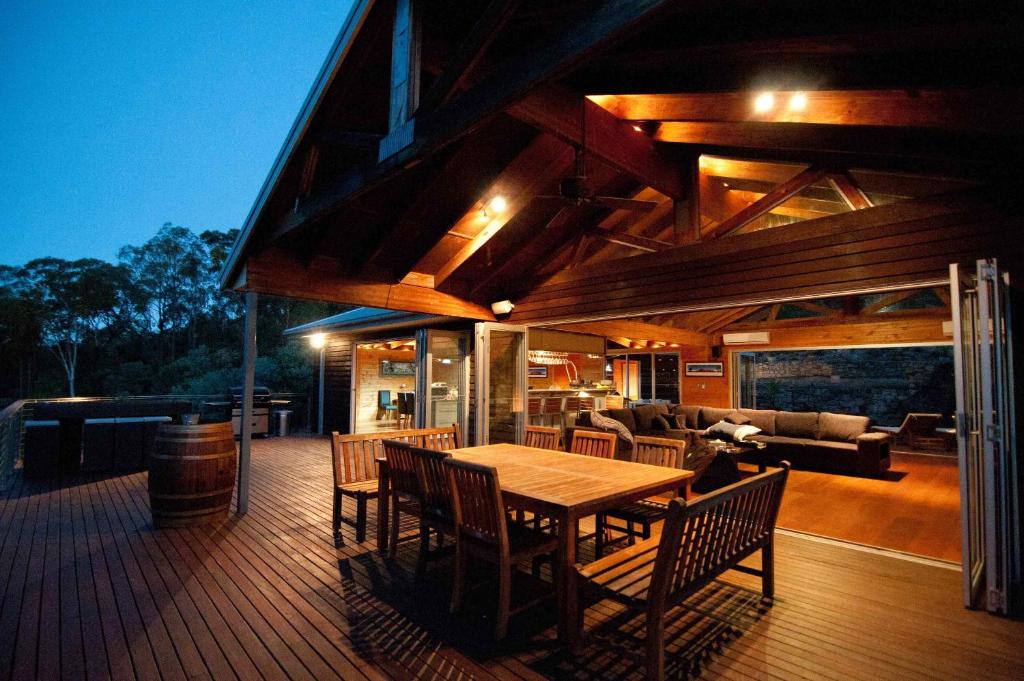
[856,432,891,475]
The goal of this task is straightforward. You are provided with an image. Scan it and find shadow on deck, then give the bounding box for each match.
[0,435,1020,681]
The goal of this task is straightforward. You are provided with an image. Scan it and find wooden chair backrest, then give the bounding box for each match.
[524,425,560,451]
[419,424,462,451]
[651,463,790,608]
[331,428,420,486]
[633,436,686,469]
[411,446,452,515]
[902,413,943,436]
[564,396,581,413]
[542,397,564,415]
[527,397,542,416]
[444,458,508,551]
[578,397,595,411]
[570,430,618,459]
[382,439,420,498]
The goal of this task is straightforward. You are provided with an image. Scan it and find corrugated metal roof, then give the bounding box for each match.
[283,307,454,336]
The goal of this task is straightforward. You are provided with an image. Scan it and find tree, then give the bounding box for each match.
[18,258,125,396]
[0,266,44,397]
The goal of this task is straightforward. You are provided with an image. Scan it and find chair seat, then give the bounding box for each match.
[605,498,669,523]
[337,479,379,496]
[577,536,660,604]
[464,522,558,561]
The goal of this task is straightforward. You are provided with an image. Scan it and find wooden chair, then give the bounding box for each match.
[382,439,423,560]
[594,436,687,557]
[444,458,558,639]
[410,445,455,580]
[419,424,462,451]
[377,390,398,422]
[577,463,791,681]
[562,396,582,432]
[569,430,618,459]
[396,392,413,427]
[331,430,418,543]
[524,425,560,450]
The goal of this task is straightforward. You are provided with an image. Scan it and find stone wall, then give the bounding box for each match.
[742,346,955,426]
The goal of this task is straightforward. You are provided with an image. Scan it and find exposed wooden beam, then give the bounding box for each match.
[260,0,674,255]
[508,84,687,198]
[861,289,918,315]
[592,230,672,252]
[416,0,521,113]
[428,134,575,287]
[653,120,1014,164]
[554,320,709,348]
[590,90,1023,133]
[828,172,874,211]
[244,248,494,320]
[707,166,826,239]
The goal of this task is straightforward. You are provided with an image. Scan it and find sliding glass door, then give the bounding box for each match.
[474,323,528,445]
[416,329,469,435]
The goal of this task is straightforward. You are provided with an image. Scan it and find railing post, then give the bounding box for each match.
[237,291,258,515]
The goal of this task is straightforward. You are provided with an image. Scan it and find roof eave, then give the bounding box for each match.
[219,0,376,291]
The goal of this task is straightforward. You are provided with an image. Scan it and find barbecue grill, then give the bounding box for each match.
[229,386,271,437]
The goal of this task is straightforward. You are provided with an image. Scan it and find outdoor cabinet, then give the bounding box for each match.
[23,420,61,478]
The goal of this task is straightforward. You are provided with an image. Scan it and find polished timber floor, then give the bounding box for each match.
[1,436,1020,681]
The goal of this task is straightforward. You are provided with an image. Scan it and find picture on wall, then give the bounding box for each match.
[528,365,548,378]
[685,362,724,377]
[380,359,416,376]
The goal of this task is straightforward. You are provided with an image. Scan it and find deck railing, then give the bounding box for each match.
[0,392,310,491]
[0,400,27,492]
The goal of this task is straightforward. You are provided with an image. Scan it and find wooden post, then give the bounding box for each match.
[237,291,257,515]
[317,346,326,435]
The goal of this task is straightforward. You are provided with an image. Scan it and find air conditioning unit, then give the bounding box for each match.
[723,331,770,345]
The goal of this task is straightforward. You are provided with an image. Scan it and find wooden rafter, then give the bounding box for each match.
[554,319,709,348]
[416,0,521,113]
[589,90,1023,132]
[706,166,826,239]
[508,84,687,198]
[592,231,672,252]
[828,172,874,211]
[861,289,919,315]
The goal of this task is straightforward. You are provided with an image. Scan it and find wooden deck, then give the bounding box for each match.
[2,436,1022,681]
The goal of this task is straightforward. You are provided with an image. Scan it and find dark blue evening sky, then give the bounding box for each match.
[0,1,353,266]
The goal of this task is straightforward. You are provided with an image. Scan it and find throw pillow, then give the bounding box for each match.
[732,424,762,442]
[590,410,635,446]
[662,414,681,429]
[724,410,752,425]
[706,419,741,441]
[652,414,671,430]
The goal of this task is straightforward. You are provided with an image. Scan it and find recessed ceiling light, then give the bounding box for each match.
[753,92,775,113]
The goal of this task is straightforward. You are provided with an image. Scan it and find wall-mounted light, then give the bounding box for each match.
[788,92,808,111]
[753,92,775,113]
[308,333,326,350]
[491,299,515,315]
[482,195,508,218]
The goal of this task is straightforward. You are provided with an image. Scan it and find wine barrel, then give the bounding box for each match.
[149,422,236,528]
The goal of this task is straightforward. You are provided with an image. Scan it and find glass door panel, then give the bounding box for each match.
[417,329,469,434]
[474,323,527,445]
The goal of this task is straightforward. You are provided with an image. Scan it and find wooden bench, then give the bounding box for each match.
[576,462,790,681]
[330,425,461,544]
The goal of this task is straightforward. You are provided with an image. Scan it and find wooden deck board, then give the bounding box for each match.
[1,435,1021,681]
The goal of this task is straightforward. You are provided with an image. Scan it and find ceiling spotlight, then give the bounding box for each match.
[722,182,730,188]
[753,92,775,113]
[789,92,808,111]
[632,124,643,132]
[488,195,508,214]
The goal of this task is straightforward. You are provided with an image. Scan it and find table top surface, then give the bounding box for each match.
[449,443,691,512]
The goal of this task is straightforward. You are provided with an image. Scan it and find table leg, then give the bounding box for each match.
[556,512,581,652]
[377,462,390,554]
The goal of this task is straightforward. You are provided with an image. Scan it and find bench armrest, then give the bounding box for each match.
[856,432,891,475]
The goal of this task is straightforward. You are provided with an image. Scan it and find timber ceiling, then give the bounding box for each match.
[227,0,1023,324]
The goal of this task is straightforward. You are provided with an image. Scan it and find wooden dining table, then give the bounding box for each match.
[376,443,693,650]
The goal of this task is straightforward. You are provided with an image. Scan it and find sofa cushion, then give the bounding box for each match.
[605,408,637,433]
[699,407,732,429]
[819,412,870,443]
[724,410,752,425]
[738,408,777,435]
[811,439,858,453]
[651,414,672,430]
[662,414,681,429]
[654,403,670,415]
[632,404,660,431]
[590,410,635,446]
[775,411,819,439]
[673,405,701,430]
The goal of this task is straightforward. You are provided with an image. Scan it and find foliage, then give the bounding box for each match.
[0,225,347,400]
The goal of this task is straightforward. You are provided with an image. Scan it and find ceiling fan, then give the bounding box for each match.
[532,100,658,214]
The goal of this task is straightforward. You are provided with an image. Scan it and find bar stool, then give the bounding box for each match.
[527,396,543,425]
[562,396,582,432]
[541,397,564,428]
